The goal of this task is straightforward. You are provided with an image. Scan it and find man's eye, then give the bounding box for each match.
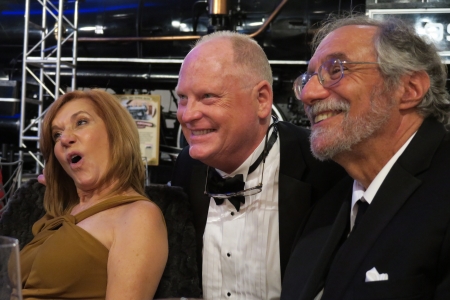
[177,95,187,104]
[330,66,341,74]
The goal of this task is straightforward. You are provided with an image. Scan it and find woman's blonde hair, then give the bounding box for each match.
[40,89,146,216]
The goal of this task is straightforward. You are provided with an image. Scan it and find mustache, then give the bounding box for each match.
[305,98,350,120]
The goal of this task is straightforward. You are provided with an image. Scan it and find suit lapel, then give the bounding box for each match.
[299,191,352,300]
[278,123,311,278]
[322,166,421,298]
[189,163,210,282]
[321,118,445,299]
[190,163,210,237]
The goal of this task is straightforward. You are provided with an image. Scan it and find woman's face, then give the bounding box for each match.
[51,98,111,192]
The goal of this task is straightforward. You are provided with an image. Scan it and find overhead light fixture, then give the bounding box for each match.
[79,25,104,34]
[79,26,96,31]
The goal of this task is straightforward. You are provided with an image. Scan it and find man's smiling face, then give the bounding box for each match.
[300,25,395,160]
[175,38,263,172]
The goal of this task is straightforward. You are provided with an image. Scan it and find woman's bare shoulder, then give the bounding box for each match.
[114,198,165,232]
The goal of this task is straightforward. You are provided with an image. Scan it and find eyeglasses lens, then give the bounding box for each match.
[293,59,345,100]
[239,186,262,197]
[209,185,262,199]
[321,59,343,87]
[293,76,303,100]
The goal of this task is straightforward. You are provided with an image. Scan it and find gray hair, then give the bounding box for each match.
[312,15,450,125]
[194,31,273,86]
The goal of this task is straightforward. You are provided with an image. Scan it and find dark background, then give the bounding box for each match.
[1,0,449,184]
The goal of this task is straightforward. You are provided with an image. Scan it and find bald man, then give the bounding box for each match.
[171,31,345,299]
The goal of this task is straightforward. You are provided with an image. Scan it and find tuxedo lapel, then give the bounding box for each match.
[299,194,351,300]
[321,118,445,299]
[189,163,210,282]
[279,173,312,278]
[190,163,210,242]
[278,122,307,178]
[321,166,421,298]
[278,123,310,278]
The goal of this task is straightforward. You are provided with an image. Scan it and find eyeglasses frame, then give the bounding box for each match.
[293,59,380,100]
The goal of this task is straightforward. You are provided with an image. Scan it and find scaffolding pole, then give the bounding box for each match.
[19,0,78,185]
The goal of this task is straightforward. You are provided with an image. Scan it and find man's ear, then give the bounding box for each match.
[253,80,273,119]
[399,70,430,111]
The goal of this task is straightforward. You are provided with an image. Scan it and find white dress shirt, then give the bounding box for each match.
[202,127,281,300]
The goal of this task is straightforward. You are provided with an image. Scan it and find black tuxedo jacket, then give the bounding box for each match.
[281,118,450,300]
[171,121,346,284]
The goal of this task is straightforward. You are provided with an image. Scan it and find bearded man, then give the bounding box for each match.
[281,15,450,300]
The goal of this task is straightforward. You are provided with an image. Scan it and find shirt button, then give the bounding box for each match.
[227,292,231,297]
[231,212,235,216]
[227,253,231,257]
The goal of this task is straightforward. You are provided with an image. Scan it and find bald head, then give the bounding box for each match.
[191,31,273,86]
[175,32,274,172]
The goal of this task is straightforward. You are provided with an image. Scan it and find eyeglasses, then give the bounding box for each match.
[293,58,379,100]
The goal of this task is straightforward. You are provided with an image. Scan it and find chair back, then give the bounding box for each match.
[0,180,201,298]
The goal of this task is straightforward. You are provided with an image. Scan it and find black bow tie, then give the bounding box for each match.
[204,116,279,211]
[207,169,245,211]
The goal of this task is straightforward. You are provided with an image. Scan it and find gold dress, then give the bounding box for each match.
[20,195,150,300]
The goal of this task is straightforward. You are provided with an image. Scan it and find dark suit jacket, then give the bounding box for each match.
[171,121,346,285]
[281,118,450,300]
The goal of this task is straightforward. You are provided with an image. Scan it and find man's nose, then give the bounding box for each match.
[178,99,202,123]
[300,75,330,106]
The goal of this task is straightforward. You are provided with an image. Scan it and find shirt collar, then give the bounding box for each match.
[352,131,417,207]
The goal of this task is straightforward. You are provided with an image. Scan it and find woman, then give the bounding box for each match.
[20,90,168,299]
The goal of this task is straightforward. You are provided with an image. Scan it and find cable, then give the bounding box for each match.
[0,160,23,211]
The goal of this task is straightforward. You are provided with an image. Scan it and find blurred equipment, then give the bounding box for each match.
[208,0,229,32]
[0,159,23,214]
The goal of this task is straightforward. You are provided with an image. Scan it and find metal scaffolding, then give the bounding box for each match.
[19,0,78,183]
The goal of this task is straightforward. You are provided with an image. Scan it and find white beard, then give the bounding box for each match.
[307,88,394,161]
